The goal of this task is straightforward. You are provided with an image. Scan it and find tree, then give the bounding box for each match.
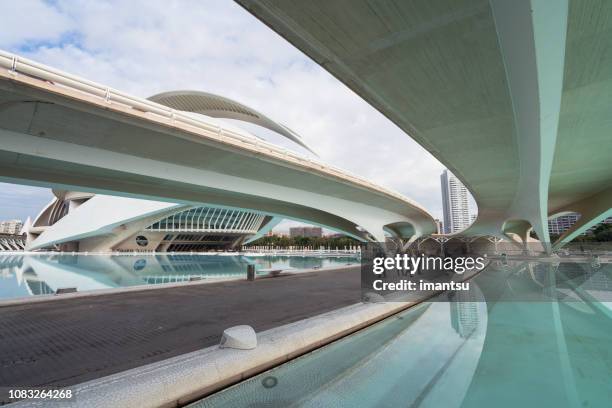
[247,235,360,248]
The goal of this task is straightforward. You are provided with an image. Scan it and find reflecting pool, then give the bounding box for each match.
[193,260,612,408]
[0,254,359,300]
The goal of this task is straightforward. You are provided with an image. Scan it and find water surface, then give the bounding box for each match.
[193,260,612,408]
[0,254,359,300]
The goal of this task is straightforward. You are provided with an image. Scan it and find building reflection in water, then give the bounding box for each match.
[449,290,482,339]
[0,254,359,299]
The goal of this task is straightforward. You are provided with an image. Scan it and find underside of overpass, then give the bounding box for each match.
[237,0,612,250]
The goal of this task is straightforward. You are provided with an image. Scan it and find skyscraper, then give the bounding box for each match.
[440,170,470,234]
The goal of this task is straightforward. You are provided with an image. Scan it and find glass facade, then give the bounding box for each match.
[147,207,266,233]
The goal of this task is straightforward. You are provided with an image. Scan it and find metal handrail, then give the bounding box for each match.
[0,50,428,212]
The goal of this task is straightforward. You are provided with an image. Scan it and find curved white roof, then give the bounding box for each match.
[148,90,316,155]
[27,195,183,250]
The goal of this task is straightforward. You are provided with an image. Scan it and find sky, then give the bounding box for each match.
[0,0,457,230]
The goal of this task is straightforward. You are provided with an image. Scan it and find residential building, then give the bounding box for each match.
[548,214,612,235]
[0,219,23,235]
[289,226,323,238]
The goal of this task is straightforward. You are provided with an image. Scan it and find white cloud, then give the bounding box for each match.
[0,0,448,224]
[0,0,73,49]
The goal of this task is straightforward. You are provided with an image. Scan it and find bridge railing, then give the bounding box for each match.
[0,50,425,211]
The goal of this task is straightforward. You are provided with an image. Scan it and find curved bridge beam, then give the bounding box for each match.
[489,0,568,253]
[0,62,435,247]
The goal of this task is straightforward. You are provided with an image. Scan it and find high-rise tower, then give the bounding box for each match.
[440,170,470,234]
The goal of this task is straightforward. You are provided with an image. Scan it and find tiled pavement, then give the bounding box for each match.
[0,267,360,404]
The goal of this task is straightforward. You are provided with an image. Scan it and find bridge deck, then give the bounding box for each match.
[0,266,360,404]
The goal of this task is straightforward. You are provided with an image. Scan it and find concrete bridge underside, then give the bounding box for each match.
[238,0,612,250]
[0,66,435,244]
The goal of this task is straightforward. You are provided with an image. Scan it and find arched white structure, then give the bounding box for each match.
[149,90,316,155]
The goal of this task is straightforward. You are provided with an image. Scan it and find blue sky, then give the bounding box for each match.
[0,0,454,229]
[0,183,52,221]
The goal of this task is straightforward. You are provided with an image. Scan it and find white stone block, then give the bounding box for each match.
[219,325,257,350]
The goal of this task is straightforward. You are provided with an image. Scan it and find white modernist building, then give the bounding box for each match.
[24,190,278,252]
[440,170,470,234]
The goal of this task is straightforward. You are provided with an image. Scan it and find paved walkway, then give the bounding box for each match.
[0,267,360,403]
